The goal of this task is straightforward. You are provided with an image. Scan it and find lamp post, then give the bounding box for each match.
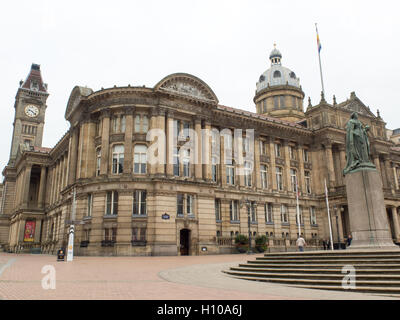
[245,199,253,254]
[334,205,341,250]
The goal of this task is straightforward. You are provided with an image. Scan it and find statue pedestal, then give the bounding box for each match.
[345,169,397,250]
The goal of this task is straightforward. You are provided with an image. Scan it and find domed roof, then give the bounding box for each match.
[256,46,300,93]
[269,47,282,59]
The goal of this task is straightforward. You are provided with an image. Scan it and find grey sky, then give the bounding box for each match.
[1,0,399,171]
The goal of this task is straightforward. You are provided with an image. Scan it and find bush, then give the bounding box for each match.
[234,234,249,245]
[255,235,267,246]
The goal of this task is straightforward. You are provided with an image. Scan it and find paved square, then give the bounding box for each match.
[0,253,396,300]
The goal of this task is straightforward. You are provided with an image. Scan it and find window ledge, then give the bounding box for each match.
[131,240,147,246]
[216,220,222,223]
[187,214,196,219]
[265,222,274,225]
[132,214,148,218]
[83,216,92,221]
[250,221,258,225]
[103,215,118,219]
[230,220,240,224]
[311,224,319,228]
[281,222,290,226]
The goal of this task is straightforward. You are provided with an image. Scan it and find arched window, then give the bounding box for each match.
[134,145,147,174]
[273,70,281,78]
[289,71,296,79]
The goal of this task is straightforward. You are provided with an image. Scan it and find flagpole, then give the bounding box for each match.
[324,179,334,251]
[296,180,301,237]
[315,23,325,96]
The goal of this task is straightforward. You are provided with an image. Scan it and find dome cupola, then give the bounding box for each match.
[254,45,305,122]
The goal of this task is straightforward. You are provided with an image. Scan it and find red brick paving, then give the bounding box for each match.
[0,253,393,300]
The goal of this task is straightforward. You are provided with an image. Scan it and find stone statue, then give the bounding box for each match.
[343,112,376,175]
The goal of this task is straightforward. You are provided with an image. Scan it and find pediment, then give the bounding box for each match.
[339,96,376,118]
[65,86,93,120]
[154,73,218,105]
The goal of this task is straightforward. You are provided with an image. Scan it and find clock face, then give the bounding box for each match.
[25,105,39,118]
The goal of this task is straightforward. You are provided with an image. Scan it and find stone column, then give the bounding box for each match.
[38,166,47,209]
[22,164,32,208]
[254,135,261,189]
[157,108,166,175]
[166,112,174,176]
[383,157,393,189]
[194,118,203,180]
[203,120,212,181]
[220,130,227,185]
[393,165,399,190]
[269,137,277,190]
[373,155,385,186]
[325,143,336,189]
[391,206,400,242]
[283,141,291,192]
[298,144,305,192]
[338,144,346,185]
[68,127,79,184]
[148,108,159,175]
[123,107,134,175]
[100,109,111,176]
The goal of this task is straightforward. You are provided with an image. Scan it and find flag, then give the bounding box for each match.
[317,31,322,53]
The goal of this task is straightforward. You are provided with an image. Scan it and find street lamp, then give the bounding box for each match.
[244,199,254,254]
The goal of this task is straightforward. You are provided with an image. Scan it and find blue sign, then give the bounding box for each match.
[162,213,170,220]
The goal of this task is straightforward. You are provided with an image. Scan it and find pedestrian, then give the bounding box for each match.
[322,239,327,250]
[347,234,352,246]
[296,235,306,252]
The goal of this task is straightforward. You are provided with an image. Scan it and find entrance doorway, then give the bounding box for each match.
[180,229,190,256]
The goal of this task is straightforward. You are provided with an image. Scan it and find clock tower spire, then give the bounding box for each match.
[8,64,49,166]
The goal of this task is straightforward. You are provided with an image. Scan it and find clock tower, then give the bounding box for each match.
[8,64,49,166]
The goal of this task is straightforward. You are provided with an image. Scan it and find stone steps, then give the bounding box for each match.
[233,266,400,274]
[224,250,400,294]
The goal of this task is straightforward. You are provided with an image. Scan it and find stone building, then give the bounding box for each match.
[0,47,400,256]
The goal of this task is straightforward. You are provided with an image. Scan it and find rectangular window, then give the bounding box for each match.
[289,146,296,160]
[132,227,146,242]
[226,163,235,185]
[303,149,309,162]
[275,143,281,158]
[248,201,257,222]
[296,206,303,225]
[244,161,252,187]
[134,115,141,133]
[260,164,268,189]
[177,194,184,216]
[187,195,194,215]
[274,96,279,109]
[87,194,93,217]
[276,167,283,191]
[96,148,101,176]
[183,149,190,177]
[305,170,311,194]
[265,203,273,223]
[105,191,118,215]
[280,204,288,223]
[230,200,239,221]
[310,206,317,225]
[112,145,124,174]
[280,96,285,108]
[215,199,221,221]
[134,145,147,174]
[173,147,180,176]
[212,156,218,182]
[183,122,190,138]
[290,168,297,192]
[133,190,147,216]
[142,116,149,133]
[105,228,117,242]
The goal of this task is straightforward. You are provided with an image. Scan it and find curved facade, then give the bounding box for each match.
[1,61,400,256]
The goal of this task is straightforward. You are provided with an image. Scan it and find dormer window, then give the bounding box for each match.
[30,81,39,91]
[290,71,296,79]
[273,70,281,78]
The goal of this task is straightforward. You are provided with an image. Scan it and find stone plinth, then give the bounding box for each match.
[345,169,397,250]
